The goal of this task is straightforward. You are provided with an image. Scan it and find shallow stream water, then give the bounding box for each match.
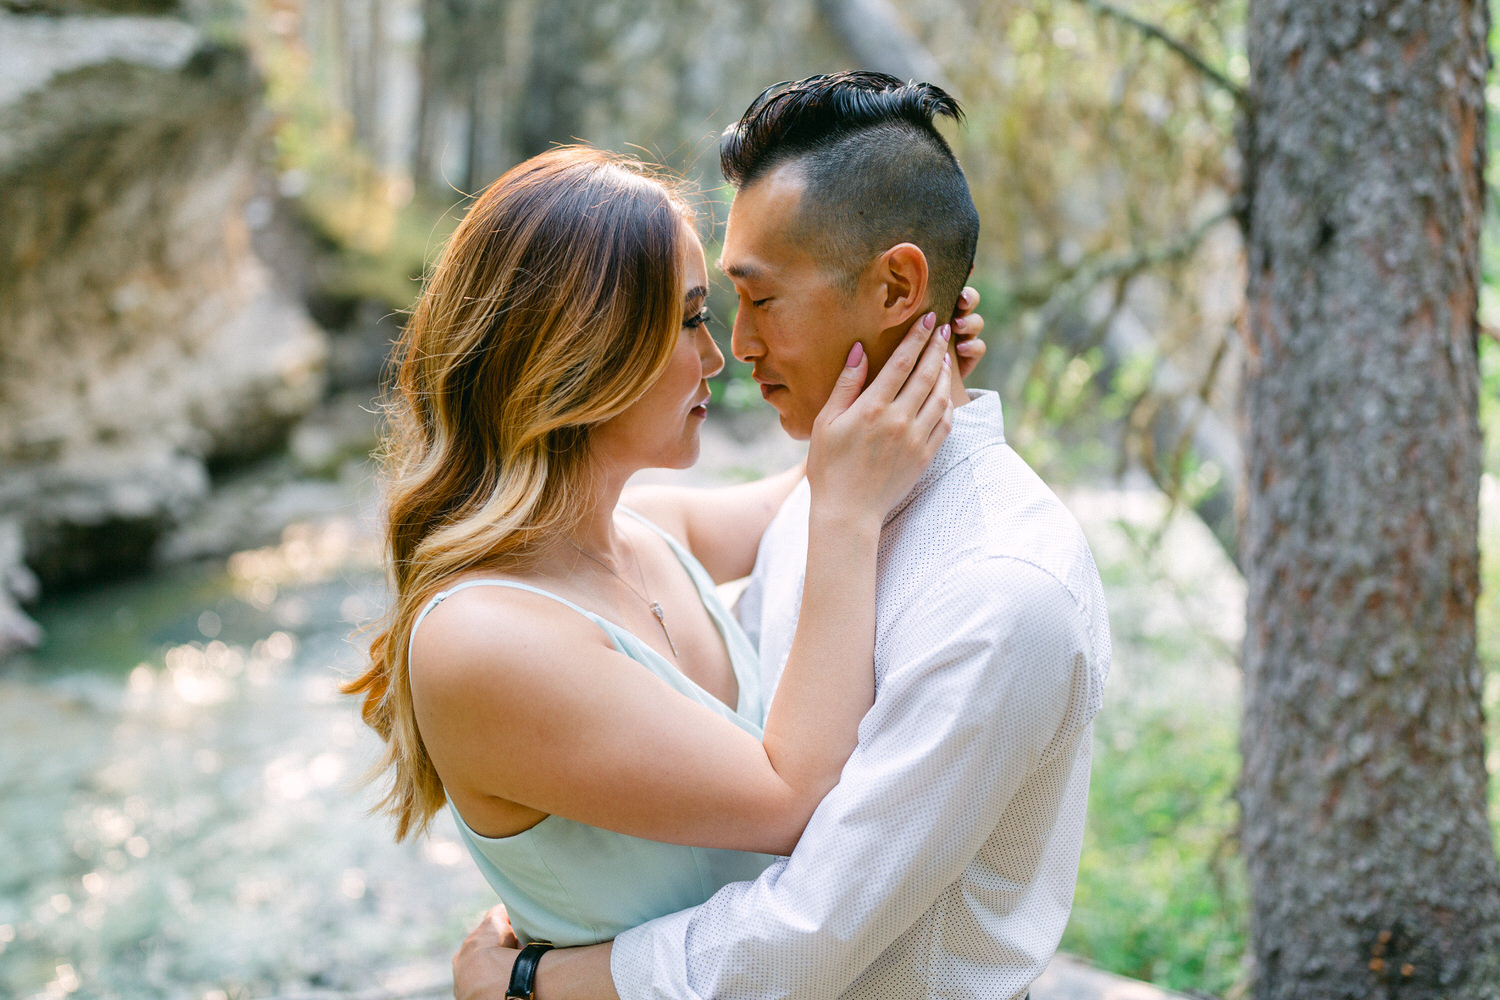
[2,502,493,1000]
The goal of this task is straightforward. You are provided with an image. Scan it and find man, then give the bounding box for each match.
[455,71,1111,1000]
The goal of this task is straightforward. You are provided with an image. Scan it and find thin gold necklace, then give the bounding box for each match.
[567,535,679,657]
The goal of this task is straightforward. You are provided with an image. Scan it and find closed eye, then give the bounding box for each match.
[683,307,713,329]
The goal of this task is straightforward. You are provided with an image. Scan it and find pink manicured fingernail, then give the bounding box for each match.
[845,342,864,367]
[940,324,951,341]
[922,312,936,331]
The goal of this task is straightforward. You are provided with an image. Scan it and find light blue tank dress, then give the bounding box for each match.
[409,509,778,947]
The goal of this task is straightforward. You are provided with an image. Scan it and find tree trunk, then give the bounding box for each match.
[465,0,532,189]
[815,0,947,87]
[365,0,386,162]
[516,0,593,159]
[1240,2,1500,998]
[412,0,438,184]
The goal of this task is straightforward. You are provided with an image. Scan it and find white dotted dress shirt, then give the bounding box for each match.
[611,390,1111,999]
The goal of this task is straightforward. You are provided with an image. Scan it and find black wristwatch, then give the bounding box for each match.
[505,940,555,1000]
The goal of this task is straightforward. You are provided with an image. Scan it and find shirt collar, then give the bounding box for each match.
[883,389,1006,527]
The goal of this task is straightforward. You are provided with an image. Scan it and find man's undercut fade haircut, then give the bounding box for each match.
[721,71,980,320]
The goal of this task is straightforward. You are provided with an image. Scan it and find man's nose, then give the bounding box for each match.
[730,312,759,364]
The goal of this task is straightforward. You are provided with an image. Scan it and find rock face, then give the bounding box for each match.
[0,1,327,656]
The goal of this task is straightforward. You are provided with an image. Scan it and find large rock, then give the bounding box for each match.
[0,4,327,655]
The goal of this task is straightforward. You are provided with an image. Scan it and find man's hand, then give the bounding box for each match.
[952,286,986,379]
[453,909,620,1000]
[453,904,522,1000]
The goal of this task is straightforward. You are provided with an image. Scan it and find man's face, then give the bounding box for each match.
[720,168,884,439]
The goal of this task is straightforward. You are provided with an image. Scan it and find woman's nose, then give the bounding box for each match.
[700,328,726,378]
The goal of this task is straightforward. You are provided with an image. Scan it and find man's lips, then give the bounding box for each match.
[753,375,785,399]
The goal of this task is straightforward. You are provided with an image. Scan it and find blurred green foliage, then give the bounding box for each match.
[1065,706,1248,996]
[1482,440,1500,853]
[253,16,457,313]
[1471,16,1500,860]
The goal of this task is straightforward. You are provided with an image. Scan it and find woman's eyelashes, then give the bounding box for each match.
[683,306,713,330]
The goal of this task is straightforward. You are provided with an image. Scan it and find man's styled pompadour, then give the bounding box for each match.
[721,71,980,321]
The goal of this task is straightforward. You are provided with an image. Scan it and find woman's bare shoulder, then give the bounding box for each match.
[408,577,611,695]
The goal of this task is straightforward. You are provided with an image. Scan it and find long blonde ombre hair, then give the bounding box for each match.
[344,146,693,840]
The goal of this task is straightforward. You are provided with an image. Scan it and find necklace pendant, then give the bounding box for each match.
[649,601,678,656]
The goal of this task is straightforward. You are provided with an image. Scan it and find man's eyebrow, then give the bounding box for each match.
[684,285,708,302]
[718,261,761,281]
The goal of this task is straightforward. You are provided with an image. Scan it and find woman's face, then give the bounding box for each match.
[593,225,724,473]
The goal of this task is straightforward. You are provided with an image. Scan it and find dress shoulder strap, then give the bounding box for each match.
[616,506,710,587]
[616,505,676,546]
[408,579,607,657]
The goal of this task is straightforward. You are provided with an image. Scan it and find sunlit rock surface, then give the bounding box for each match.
[0,1,326,654]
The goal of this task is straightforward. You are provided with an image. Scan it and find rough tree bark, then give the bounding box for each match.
[1240,2,1500,998]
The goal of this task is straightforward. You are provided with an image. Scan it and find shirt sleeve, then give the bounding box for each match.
[610,556,1098,1000]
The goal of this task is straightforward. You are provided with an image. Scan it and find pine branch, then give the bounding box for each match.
[1007,205,1234,312]
[1076,0,1247,105]
[1001,207,1243,564]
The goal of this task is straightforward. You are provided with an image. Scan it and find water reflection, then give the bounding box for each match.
[1,517,490,999]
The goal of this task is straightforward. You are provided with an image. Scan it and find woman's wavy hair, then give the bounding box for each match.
[344,146,694,840]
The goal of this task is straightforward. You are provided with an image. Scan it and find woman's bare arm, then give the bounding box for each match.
[414,591,837,855]
[622,462,805,584]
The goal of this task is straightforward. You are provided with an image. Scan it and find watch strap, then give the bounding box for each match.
[505,940,554,1000]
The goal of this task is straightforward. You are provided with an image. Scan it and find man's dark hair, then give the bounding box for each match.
[721,71,979,320]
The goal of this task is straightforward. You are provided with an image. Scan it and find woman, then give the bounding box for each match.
[343,146,980,951]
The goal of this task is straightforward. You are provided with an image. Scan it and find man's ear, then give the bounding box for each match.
[869,243,930,328]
